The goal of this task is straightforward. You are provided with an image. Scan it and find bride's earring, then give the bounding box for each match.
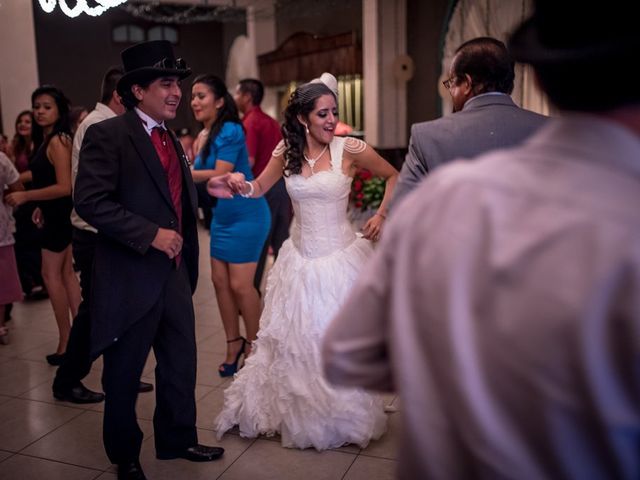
[303,123,310,135]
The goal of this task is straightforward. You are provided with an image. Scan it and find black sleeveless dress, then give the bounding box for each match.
[29,137,73,252]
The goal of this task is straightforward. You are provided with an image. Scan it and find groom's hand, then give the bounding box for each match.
[151,227,183,259]
[207,173,234,198]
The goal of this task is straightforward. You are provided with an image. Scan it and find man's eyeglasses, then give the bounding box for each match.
[442,76,457,90]
[153,57,187,70]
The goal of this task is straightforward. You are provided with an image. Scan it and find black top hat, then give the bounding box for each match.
[116,40,192,97]
[509,1,640,65]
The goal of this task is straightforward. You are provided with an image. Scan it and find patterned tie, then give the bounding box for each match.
[150,126,183,266]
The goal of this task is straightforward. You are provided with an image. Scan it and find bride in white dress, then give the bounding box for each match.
[209,73,398,451]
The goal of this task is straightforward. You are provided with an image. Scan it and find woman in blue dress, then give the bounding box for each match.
[190,74,271,377]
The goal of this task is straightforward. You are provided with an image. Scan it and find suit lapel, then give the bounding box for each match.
[124,111,175,213]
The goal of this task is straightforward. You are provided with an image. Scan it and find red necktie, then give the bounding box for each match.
[150,126,183,266]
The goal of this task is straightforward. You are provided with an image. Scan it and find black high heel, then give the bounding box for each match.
[218,337,246,377]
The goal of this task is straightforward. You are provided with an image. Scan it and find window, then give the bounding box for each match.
[148,26,179,45]
[112,24,145,43]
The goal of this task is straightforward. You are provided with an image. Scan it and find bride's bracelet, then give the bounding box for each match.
[374,212,387,220]
[240,181,254,198]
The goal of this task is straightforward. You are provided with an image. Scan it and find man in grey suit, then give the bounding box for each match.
[391,36,547,208]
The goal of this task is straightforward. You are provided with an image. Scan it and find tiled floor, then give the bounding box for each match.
[0,226,399,479]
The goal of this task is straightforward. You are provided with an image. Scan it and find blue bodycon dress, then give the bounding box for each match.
[194,122,271,263]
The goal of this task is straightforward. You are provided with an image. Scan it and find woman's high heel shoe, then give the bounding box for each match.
[218,337,246,377]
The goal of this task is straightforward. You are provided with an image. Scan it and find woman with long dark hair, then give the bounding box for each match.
[190,74,270,377]
[211,73,398,450]
[6,86,81,365]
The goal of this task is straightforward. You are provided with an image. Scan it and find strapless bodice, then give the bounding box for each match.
[285,169,356,258]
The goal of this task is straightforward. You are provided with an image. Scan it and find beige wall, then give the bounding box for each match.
[406,0,451,126]
[0,0,39,136]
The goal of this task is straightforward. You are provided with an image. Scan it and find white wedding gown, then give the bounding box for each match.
[214,137,387,450]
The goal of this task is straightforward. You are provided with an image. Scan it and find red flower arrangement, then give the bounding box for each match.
[350,168,385,211]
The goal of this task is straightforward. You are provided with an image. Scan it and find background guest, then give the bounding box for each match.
[191,74,270,376]
[391,36,547,209]
[11,111,34,174]
[5,85,81,366]
[0,151,24,345]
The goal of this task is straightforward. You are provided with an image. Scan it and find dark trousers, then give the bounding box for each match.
[13,203,44,293]
[254,178,292,291]
[53,228,96,391]
[102,262,197,464]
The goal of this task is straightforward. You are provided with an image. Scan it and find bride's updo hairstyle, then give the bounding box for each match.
[282,73,338,176]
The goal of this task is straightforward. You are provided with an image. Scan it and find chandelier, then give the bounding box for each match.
[37,0,129,18]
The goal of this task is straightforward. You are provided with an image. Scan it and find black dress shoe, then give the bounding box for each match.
[46,353,66,366]
[157,444,224,462]
[53,383,105,404]
[138,381,154,393]
[117,460,146,480]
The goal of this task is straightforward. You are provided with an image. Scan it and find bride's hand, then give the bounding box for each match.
[362,213,385,242]
[227,173,247,194]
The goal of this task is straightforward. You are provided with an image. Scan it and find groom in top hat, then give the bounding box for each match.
[75,40,223,479]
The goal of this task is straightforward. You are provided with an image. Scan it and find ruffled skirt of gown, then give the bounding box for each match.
[213,236,387,450]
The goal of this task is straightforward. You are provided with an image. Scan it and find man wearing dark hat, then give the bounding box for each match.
[322,1,640,478]
[53,66,154,405]
[75,40,224,479]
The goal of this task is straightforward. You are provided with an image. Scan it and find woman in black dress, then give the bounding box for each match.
[6,86,81,365]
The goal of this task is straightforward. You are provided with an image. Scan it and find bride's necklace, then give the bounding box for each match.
[303,144,328,173]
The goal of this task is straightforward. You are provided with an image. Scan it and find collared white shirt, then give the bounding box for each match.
[135,107,166,136]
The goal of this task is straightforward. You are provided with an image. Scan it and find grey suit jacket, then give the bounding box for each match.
[391,93,547,208]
